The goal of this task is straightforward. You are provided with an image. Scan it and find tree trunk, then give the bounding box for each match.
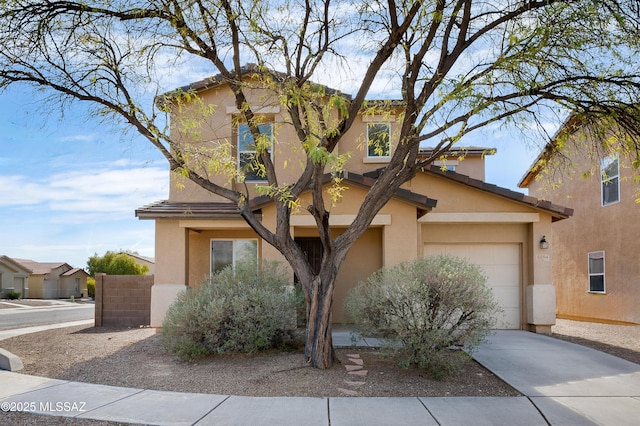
[304,275,338,369]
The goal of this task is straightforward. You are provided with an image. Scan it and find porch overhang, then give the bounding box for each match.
[135,201,260,221]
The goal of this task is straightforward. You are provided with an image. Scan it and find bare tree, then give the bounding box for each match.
[1,0,640,368]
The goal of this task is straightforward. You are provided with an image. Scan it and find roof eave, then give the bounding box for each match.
[424,166,574,220]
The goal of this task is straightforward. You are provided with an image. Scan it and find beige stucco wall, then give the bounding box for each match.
[169,83,320,203]
[168,76,491,207]
[27,275,45,299]
[528,141,640,324]
[150,76,560,329]
[418,172,557,331]
[60,273,87,299]
[188,228,262,287]
[0,260,29,297]
[155,220,189,286]
[152,171,559,328]
[155,183,412,324]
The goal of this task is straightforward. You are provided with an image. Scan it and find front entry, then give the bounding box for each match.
[294,237,323,280]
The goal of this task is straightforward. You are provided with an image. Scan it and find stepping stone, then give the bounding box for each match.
[348,358,364,366]
[344,364,363,371]
[337,387,359,396]
[346,354,360,358]
[348,370,368,376]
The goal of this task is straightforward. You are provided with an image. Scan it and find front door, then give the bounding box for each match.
[294,237,323,281]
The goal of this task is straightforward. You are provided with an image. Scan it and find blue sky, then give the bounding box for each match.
[0,78,548,270]
[0,85,169,269]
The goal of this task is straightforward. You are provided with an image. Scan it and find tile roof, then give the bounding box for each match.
[422,165,574,221]
[163,63,351,102]
[418,146,496,157]
[0,255,32,274]
[61,268,89,277]
[248,171,438,213]
[12,259,72,275]
[136,201,250,220]
[137,171,437,220]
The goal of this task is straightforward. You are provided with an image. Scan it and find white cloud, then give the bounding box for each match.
[57,133,98,143]
[0,163,168,221]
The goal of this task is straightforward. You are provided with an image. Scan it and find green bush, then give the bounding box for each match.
[86,279,95,299]
[6,291,21,300]
[161,259,300,359]
[345,254,502,379]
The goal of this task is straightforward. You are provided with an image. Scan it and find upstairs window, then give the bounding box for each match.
[588,251,605,293]
[211,239,258,274]
[367,122,391,158]
[238,122,273,181]
[601,155,620,206]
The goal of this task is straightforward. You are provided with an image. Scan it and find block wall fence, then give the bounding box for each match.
[94,273,153,327]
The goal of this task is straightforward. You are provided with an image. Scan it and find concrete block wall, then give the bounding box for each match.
[95,273,153,327]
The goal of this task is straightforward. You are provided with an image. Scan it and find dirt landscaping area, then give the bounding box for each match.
[1,319,639,425]
[1,325,518,398]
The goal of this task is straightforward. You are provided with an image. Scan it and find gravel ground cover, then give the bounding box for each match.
[551,318,640,364]
[1,325,517,398]
[1,318,639,425]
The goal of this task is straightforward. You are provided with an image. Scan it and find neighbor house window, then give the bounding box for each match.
[238,122,273,181]
[601,155,620,206]
[434,160,458,172]
[367,122,391,158]
[588,251,605,293]
[211,239,258,274]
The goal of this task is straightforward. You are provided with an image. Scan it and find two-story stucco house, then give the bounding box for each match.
[137,65,573,332]
[520,116,640,324]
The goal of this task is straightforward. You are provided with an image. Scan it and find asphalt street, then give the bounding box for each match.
[0,302,93,330]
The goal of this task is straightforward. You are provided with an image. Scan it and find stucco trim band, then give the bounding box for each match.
[419,212,540,223]
[290,214,392,226]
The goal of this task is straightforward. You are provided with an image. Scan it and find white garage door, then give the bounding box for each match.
[424,244,521,329]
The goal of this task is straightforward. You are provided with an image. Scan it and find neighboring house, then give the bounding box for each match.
[520,117,640,325]
[121,252,155,275]
[13,259,89,299]
[0,255,31,298]
[136,64,573,332]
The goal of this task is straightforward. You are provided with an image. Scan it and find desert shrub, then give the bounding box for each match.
[86,279,95,299]
[345,254,502,379]
[161,259,300,359]
[6,291,21,300]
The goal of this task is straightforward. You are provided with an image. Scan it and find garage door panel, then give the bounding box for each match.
[488,265,520,286]
[427,245,469,259]
[470,249,495,265]
[424,243,521,329]
[491,287,519,307]
[501,309,520,330]
[489,245,521,263]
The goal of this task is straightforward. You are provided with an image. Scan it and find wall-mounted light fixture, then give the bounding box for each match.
[540,235,549,250]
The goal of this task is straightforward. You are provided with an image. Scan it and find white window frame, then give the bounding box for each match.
[601,154,620,206]
[237,122,273,182]
[366,122,391,159]
[210,239,258,275]
[588,251,606,294]
[434,160,459,171]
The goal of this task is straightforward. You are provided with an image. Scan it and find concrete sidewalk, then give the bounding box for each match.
[1,329,639,425]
